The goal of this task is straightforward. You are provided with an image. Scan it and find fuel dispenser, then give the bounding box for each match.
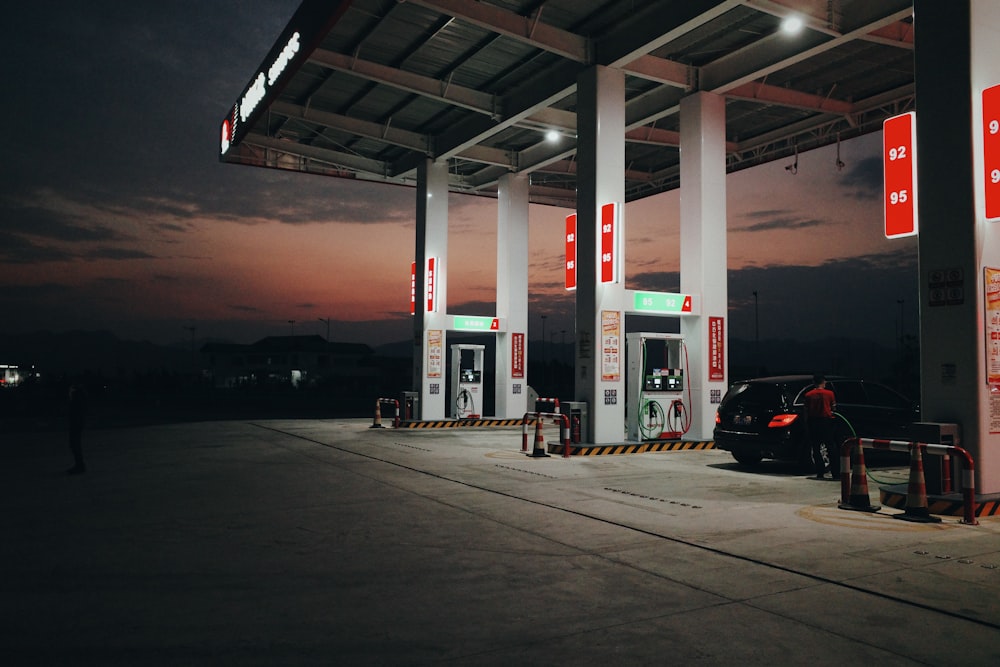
[626,333,691,441]
[450,344,484,419]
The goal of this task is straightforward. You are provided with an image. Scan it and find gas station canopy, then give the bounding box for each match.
[220,0,914,208]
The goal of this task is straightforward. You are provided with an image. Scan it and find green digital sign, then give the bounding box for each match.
[452,316,501,332]
[631,291,693,314]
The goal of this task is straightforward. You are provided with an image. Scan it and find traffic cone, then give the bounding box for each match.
[838,441,879,512]
[529,416,550,458]
[894,445,941,523]
[369,400,383,428]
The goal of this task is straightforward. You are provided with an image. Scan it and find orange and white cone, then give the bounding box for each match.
[529,417,550,458]
[894,445,941,523]
[369,400,383,429]
[838,441,879,512]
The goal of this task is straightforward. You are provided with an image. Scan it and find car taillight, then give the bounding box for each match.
[767,413,799,428]
[715,411,721,424]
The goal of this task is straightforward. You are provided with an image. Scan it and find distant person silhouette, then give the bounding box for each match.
[67,384,87,474]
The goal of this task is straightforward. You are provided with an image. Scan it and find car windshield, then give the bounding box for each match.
[722,382,791,410]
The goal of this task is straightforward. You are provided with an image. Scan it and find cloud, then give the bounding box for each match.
[84,247,158,261]
[733,209,828,232]
[0,232,76,263]
[629,271,680,292]
[837,156,882,201]
[228,304,265,313]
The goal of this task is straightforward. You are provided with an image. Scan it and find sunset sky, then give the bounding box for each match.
[1,1,918,351]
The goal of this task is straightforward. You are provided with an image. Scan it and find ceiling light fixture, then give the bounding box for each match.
[781,15,804,34]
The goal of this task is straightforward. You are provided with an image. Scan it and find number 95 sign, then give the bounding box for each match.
[984,84,1000,220]
[883,112,917,239]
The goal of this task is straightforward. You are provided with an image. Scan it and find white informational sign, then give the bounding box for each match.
[427,330,442,379]
[985,268,1000,388]
[601,310,620,382]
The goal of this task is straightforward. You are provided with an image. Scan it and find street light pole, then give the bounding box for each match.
[183,325,197,372]
[541,315,547,392]
[318,317,331,342]
[752,290,759,365]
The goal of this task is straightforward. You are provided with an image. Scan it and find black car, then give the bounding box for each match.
[713,375,919,472]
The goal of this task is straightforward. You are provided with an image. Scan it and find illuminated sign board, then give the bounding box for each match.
[630,291,694,314]
[565,214,577,291]
[600,203,618,283]
[221,31,300,156]
[219,3,352,158]
[452,316,502,332]
[883,112,918,238]
[983,84,1000,220]
[426,257,438,312]
[410,261,416,315]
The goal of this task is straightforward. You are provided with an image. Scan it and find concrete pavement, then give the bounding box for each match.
[2,419,999,665]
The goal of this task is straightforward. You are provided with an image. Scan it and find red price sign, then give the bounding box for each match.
[883,112,918,238]
[425,257,437,312]
[600,202,617,283]
[565,214,577,290]
[410,261,416,315]
[984,84,1000,220]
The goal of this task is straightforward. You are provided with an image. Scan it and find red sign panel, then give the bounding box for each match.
[410,261,416,315]
[425,257,437,312]
[600,203,617,283]
[709,316,725,381]
[984,85,1000,220]
[511,332,525,378]
[565,214,577,290]
[883,112,918,238]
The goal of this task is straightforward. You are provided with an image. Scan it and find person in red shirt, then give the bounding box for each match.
[804,374,837,479]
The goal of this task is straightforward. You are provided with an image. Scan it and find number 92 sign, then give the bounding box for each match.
[984,84,1000,220]
[883,112,917,239]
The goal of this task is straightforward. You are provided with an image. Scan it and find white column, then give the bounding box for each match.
[679,92,728,440]
[413,159,449,420]
[915,0,1000,492]
[575,66,626,443]
[495,173,530,418]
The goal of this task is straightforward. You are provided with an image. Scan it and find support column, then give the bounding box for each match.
[915,0,1000,492]
[679,92,728,440]
[412,159,449,420]
[495,173,530,418]
[575,66,626,443]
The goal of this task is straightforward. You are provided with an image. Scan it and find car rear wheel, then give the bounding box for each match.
[731,449,763,466]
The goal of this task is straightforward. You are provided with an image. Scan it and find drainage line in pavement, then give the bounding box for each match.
[251,423,1000,633]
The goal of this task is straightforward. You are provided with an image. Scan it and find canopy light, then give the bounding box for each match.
[781,15,804,34]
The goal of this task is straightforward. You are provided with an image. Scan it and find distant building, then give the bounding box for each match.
[200,335,375,390]
[0,364,21,387]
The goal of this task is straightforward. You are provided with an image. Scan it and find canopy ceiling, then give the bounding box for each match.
[220,0,914,207]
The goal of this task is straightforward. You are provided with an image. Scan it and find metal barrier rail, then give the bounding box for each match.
[521,411,571,458]
[536,397,560,413]
[376,398,400,428]
[842,437,978,525]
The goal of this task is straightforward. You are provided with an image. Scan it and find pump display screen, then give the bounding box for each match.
[645,370,682,391]
[460,369,481,383]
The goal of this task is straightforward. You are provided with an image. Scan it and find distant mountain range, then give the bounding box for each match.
[1,330,913,391]
[0,331,191,377]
